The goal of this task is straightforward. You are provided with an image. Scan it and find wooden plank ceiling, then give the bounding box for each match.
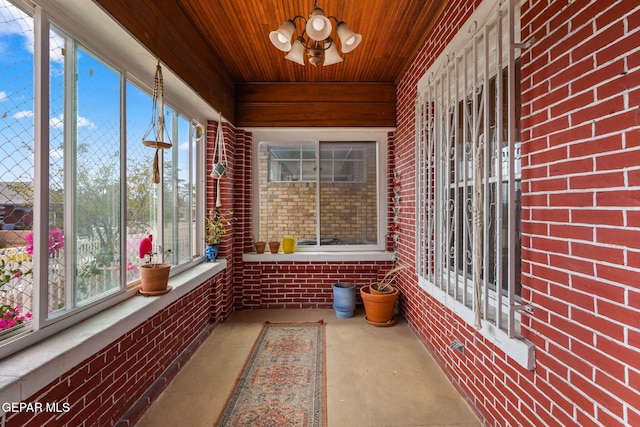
[93,0,448,127]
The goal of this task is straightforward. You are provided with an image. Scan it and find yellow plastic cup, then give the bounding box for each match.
[282,237,295,254]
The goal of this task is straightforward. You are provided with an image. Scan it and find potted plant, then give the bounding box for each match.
[206,208,233,261]
[360,265,408,326]
[138,234,171,296]
[268,241,280,253]
[254,241,266,254]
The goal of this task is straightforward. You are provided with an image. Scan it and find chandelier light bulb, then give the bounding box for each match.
[306,8,332,41]
[336,22,362,53]
[312,19,325,31]
[269,19,296,52]
[270,4,361,66]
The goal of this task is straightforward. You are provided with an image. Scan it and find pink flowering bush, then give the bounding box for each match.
[0,259,30,287]
[0,305,32,330]
[24,229,65,255]
[114,261,139,273]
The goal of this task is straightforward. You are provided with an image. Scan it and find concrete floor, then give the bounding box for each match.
[135,308,482,427]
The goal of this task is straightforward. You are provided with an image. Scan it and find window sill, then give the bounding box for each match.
[243,251,395,263]
[417,276,535,370]
[0,260,226,411]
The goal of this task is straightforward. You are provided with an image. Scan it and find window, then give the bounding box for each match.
[0,0,203,355]
[268,146,316,182]
[268,144,365,183]
[0,0,35,338]
[415,0,533,368]
[255,132,385,250]
[49,26,124,311]
[320,144,365,183]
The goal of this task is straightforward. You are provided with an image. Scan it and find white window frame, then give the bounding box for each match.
[268,144,367,183]
[415,0,534,369]
[0,0,215,359]
[251,128,390,252]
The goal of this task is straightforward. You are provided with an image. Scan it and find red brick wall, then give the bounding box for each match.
[207,121,236,262]
[5,274,227,427]
[208,120,236,324]
[520,1,640,425]
[239,261,394,309]
[394,0,640,426]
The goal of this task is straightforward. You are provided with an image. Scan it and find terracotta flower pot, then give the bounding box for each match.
[254,241,266,254]
[370,283,395,295]
[360,284,398,326]
[268,241,280,253]
[139,263,171,296]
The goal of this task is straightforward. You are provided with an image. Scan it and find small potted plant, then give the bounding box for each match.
[360,265,408,326]
[205,208,233,261]
[254,240,266,254]
[138,234,171,296]
[268,240,280,254]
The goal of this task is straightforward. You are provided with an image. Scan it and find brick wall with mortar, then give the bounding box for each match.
[393,0,640,426]
[4,273,228,427]
[207,121,236,262]
[239,261,394,309]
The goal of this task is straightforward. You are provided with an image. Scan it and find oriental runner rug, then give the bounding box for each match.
[215,321,327,427]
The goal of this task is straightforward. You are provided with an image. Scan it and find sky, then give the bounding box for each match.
[0,0,193,185]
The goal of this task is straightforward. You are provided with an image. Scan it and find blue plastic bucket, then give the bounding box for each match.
[332,282,356,318]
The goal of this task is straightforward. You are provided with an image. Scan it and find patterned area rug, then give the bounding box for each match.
[215,321,326,427]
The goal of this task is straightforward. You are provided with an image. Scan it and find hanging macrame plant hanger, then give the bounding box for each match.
[211,114,228,207]
[142,60,172,184]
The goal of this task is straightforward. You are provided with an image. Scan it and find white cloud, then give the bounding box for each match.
[0,0,34,56]
[77,116,96,129]
[0,0,64,62]
[50,115,63,129]
[49,114,96,129]
[0,91,7,102]
[0,1,33,36]
[12,110,33,119]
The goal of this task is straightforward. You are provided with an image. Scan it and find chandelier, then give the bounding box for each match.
[269,1,362,67]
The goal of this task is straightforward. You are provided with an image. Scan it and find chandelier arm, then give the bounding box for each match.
[300,35,314,50]
[321,38,333,51]
[291,15,307,25]
[291,15,308,43]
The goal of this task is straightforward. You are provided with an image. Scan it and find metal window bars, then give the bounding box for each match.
[416,0,531,338]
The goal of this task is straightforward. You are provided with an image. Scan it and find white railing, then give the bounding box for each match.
[0,239,127,325]
[0,248,35,315]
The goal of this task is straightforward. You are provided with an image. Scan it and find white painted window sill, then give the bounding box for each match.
[417,276,535,370]
[0,260,226,413]
[242,251,395,262]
